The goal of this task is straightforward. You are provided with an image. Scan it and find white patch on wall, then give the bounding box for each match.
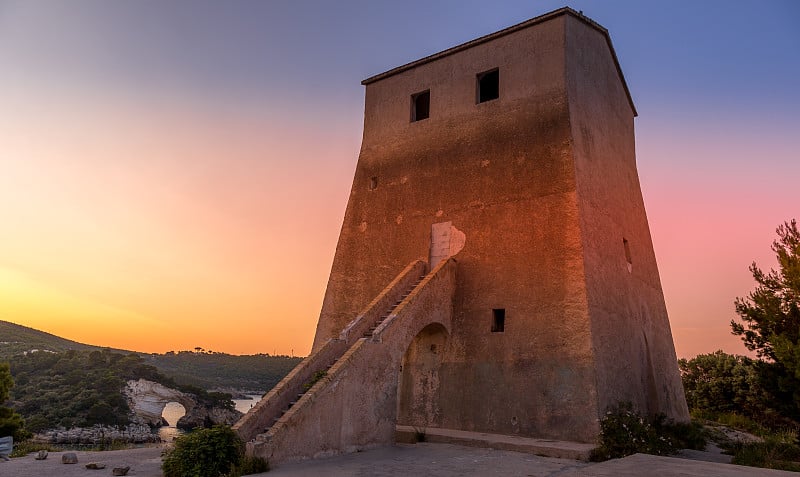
[429,221,466,267]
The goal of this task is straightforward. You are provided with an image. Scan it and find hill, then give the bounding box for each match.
[0,320,110,357]
[144,351,301,392]
[0,320,302,392]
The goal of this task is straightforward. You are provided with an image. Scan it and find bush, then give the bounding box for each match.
[679,351,765,416]
[231,455,270,476]
[590,402,705,461]
[654,418,706,451]
[9,441,56,458]
[731,439,800,471]
[162,426,246,477]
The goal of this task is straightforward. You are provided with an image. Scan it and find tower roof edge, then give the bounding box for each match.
[361,6,637,117]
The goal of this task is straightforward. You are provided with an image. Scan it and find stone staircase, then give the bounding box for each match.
[266,361,335,433]
[363,277,424,339]
[233,258,457,465]
[233,259,430,441]
[264,275,425,433]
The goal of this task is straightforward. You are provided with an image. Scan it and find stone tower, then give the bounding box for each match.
[235,7,689,463]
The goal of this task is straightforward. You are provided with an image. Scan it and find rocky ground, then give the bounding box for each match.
[2,446,164,477]
[35,424,162,445]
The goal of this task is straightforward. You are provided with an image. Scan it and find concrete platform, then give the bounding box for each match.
[265,443,800,476]
[396,425,595,460]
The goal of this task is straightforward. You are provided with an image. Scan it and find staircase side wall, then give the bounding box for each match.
[233,338,347,441]
[251,259,456,464]
[236,260,426,442]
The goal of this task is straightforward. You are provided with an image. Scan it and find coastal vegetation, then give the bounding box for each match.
[0,320,300,440]
[0,320,302,393]
[143,350,301,392]
[8,349,235,433]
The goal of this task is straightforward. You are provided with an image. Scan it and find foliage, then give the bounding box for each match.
[590,402,704,461]
[0,362,12,403]
[9,441,57,458]
[0,361,28,441]
[230,455,270,476]
[679,351,769,417]
[8,349,236,432]
[656,419,707,452]
[161,425,247,477]
[731,219,800,362]
[730,219,800,423]
[303,370,327,392]
[0,320,98,359]
[691,410,770,437]
[144,351,301,392]
[10,350,137,431]
[0,320,302,393]
[730,437,800,472]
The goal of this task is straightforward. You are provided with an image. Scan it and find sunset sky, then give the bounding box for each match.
[0,1,798,357]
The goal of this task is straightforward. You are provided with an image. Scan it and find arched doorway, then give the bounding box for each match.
[397,323,448,428]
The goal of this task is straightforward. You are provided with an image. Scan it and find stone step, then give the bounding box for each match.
[394,426,593,461]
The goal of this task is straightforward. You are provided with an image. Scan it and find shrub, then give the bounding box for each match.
[162,425,246,477]
[653,415,706,451]
[590,402,704,461]
[303,370,327,392]
[9,441,56,458]
[230,455,270,476]
[731,439,800,471]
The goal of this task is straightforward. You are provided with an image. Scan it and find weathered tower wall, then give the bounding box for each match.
[564,16,688,419]
[310,8,688,444]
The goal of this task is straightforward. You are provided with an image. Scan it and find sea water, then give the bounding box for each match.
[157,394,262,441]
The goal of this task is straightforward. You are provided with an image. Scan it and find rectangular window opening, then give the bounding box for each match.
[411,90,430,122]
[477,68,499,103]
[491,308,505,333]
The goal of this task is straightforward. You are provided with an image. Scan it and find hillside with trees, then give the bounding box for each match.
[0,320,301,392]
[7,349,238,433]
[143,350,300,392]
[0,320,101,357]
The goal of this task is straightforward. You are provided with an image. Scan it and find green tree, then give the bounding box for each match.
[0,362,27,440]
[731,219,800,421]
[679,351,764,416]
[731,219,800,364]
[0,362,11,403]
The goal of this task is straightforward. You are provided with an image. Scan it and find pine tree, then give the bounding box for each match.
[731,220,800,420]
[732,220,800,366]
